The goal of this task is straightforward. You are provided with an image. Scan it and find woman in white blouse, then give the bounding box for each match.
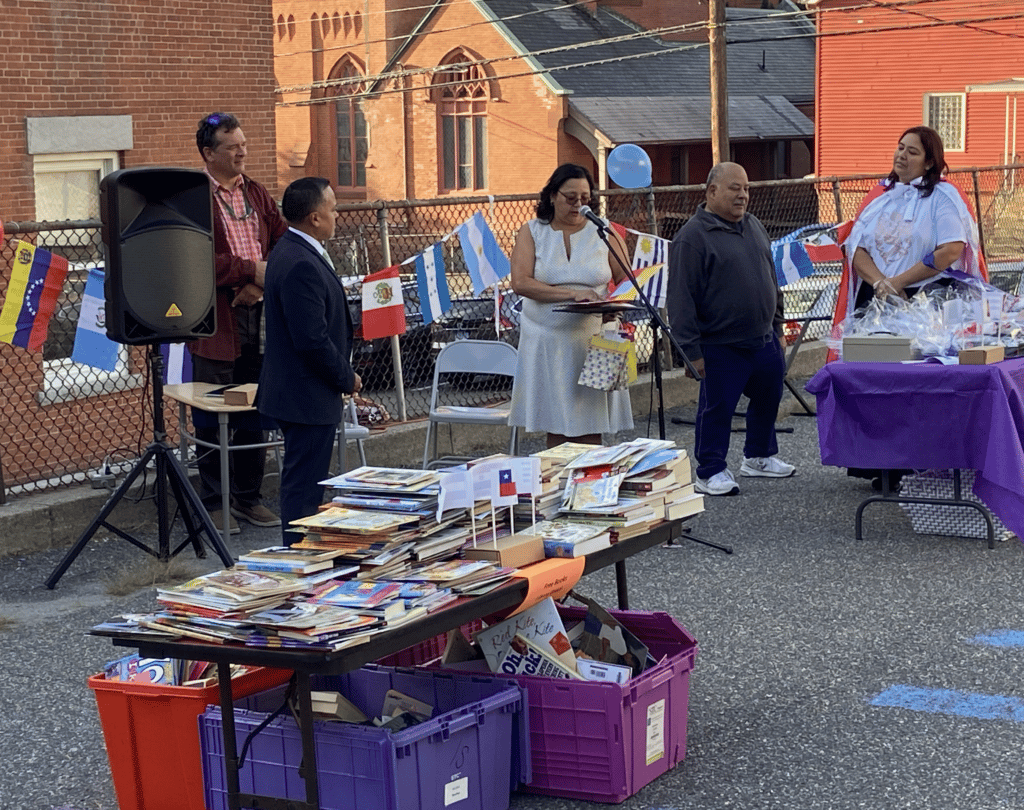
[845,125,984,311]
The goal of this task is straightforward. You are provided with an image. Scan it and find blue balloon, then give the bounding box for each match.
[607,143,652,188]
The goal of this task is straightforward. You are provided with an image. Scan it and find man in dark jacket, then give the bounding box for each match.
[190,112,288,532]
[667,162,795,496]
[257,177,361,544]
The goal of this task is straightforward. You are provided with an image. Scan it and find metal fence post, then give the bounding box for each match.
[971,169,988,261]
[376,204,407,422]
[831,179,843,223]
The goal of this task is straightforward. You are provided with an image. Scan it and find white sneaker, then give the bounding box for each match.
[695,469,740,496]
[741,456,796,478]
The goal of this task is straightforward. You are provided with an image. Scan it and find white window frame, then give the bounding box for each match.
[32,152,143,404]
[923,92,966,152]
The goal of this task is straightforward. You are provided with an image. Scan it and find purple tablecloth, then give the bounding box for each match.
[806,358,1024,540]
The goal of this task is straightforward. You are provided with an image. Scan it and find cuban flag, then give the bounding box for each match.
[415,242,451,325]
[772,240,815,287]
[457,212,511,295]
[70,266,119,371]
[361,265,406,339]
[771,225,843,288]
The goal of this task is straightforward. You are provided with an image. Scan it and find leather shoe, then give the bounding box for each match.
[230,500,282,527]
[208,509,240,534]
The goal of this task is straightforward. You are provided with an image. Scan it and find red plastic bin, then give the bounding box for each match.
[89,666,292,810]
[385,606,698,804]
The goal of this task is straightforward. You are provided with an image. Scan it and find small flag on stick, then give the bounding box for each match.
[362,265,406,339]
[0,240,69,351]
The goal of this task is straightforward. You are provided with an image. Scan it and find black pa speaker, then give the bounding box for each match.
[100,167,217,344]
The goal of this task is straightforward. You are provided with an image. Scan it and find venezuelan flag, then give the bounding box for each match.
[0,240,70,351]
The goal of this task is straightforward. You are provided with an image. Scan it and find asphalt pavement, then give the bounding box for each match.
[2,379,1023,810]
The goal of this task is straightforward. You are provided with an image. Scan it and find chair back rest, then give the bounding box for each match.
[429,340,518,409]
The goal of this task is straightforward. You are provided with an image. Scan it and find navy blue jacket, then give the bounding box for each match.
[257,229,356,425]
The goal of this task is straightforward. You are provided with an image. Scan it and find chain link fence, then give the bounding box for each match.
[3,165,1023,499]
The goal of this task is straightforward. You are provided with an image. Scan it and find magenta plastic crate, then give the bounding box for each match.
[199,665,530,810]
[422,607,698,804]
[375,620,484,667]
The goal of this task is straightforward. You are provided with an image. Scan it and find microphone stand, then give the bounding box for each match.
[587,210,732,555]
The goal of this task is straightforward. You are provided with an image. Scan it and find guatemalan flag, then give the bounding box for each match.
[71,266,119,371]
[0,240,69,351]
[457,212,510,295]
[361,265,406,339]
[415,242,451,325]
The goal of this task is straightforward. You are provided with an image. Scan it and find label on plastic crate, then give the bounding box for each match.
[645,698,666,765]
[444,776,469,806]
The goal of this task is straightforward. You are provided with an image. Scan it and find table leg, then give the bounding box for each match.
[855,469,996,549]
[216,661,242,810]
[219,414,231,543]
[295,670,321,808]
[615,559,629,609]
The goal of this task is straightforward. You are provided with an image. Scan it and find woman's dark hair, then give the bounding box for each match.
[196,112,240,157]
[535,163,595,221]
[282,177,331,224]
[886,125,947,198]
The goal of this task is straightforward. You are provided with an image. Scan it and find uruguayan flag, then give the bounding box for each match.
[457,212,511,295]
[415,242,452,325]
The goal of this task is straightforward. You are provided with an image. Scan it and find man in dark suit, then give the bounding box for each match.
[257,177,361,543]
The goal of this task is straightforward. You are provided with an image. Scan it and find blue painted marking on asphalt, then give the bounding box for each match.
[871,685,1024,723]
[968,630,1024,648]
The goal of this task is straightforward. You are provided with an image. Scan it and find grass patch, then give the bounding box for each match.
[104,556,203,596]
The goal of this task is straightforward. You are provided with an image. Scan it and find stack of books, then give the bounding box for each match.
[234,545,355,576]
[512,442,595,522]
[155,569,315,620]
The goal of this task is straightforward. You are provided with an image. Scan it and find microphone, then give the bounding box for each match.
[578,205,606,231]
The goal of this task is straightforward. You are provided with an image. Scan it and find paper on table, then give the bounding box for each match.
[507,557,584,616]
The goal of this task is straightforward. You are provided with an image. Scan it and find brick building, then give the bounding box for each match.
[0,0,279,489]
[274,0,815,203]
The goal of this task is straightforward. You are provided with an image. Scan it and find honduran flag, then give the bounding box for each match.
[0,240,69,352]
[457,212,510,296]
[361,265,406,339]
[415,242,452,325]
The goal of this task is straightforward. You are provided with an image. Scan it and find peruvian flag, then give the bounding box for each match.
[361,265,406,339]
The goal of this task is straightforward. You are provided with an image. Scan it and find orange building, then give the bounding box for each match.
[814,0,1024,177]
[274,0,816,201]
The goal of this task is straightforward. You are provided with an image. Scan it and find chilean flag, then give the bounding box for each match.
[361,265,406,339]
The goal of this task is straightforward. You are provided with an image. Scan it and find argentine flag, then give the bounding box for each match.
[457,212,511,295]
[415,242,452,325]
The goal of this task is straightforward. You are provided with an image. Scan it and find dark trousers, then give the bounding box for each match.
[277,419,337,545]
[192,306,266,510]
[694,336,786,480]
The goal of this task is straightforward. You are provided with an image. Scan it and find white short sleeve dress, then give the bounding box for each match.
[508,218,634,436]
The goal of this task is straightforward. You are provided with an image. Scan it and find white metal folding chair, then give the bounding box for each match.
[422,340,519,469]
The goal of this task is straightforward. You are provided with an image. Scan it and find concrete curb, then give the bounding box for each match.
[0,343,827,558]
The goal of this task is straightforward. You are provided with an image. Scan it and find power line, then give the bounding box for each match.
[277,2,1023,104]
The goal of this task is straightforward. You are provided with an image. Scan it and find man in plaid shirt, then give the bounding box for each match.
[190,112,288,533]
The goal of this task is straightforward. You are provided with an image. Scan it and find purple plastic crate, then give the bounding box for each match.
[199,665,530,810]
[436,607,698,804]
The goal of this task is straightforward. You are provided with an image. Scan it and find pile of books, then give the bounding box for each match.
[556,439,703,541]
[445,596,654,683]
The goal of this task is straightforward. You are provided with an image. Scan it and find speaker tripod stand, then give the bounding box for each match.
[46,345,234,588]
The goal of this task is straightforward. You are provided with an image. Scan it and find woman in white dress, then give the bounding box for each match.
[508,164,633,449]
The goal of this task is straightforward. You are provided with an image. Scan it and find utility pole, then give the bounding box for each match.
[709,0,729,164]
